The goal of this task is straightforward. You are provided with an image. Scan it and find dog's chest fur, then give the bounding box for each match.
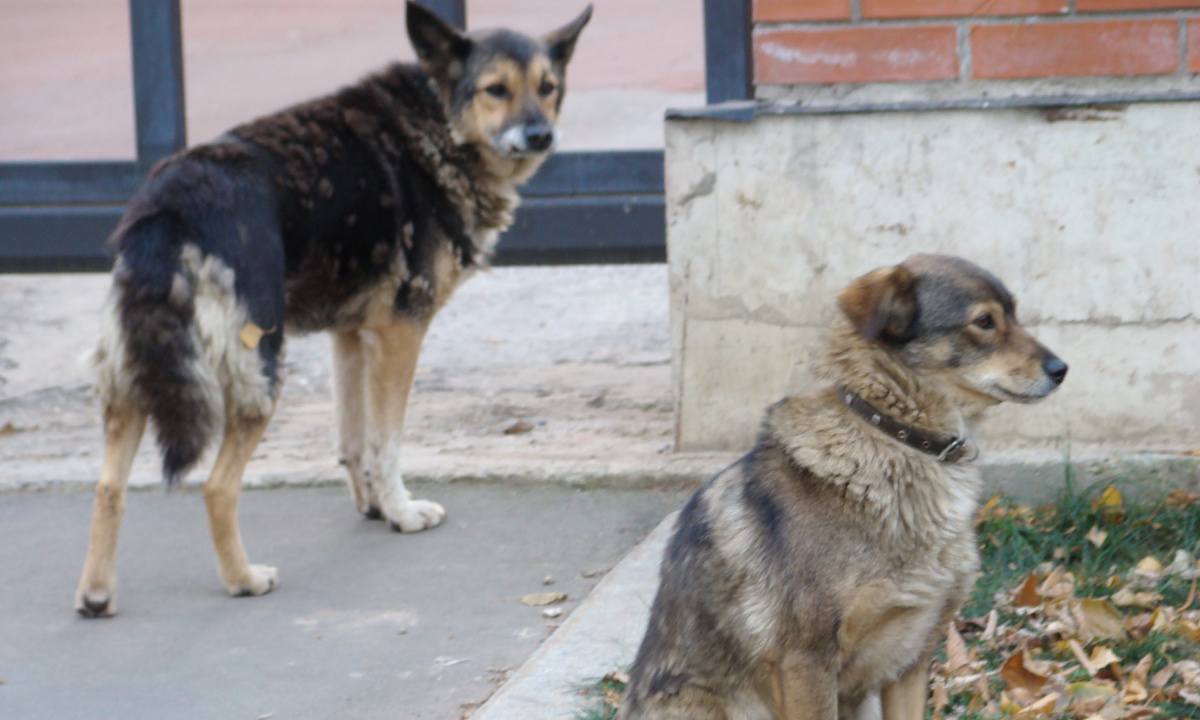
[768,396,981,692]
[835,463,980,693]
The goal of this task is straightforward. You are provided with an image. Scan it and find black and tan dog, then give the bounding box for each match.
[75,2,591,617]
[621,255,1068,719]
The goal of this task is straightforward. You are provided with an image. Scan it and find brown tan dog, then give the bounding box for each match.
[621,255,1067,719]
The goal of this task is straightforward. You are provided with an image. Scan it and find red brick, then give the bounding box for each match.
[754,26,959,84]
[1190,19,1200,73]
[970,20,1179,79]
[1077,0,1200,11]
[862,0,1066,19]
[753,0,851,22]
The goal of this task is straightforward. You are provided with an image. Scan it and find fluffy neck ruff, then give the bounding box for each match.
[373,64,527,263]
[765,317,986,548]
[814,316,973,442]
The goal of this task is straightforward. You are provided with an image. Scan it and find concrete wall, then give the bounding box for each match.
[666,101,1200,461]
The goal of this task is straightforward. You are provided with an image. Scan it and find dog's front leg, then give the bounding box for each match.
[361,320,445,533]
[771,653,838,720]
[333,329,380,518]
[878,656,929,720]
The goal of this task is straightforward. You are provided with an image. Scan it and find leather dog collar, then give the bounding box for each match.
[836,387,969,463]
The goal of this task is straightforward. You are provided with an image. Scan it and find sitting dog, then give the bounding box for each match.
[620,255,1068,719]
[75,1,592,617]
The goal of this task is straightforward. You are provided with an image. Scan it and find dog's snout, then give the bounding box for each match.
[523,124,554,152]
[1042,355,1068,386]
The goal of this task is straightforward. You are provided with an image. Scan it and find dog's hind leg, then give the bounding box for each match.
[361,319,445,533]
[333,329,380,518]
[75,403,147,618]
[203,415,278,596]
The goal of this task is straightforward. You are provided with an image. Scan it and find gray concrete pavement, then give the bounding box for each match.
[0,266,735,492]
[472,512,675,720]
[0,483,688,720]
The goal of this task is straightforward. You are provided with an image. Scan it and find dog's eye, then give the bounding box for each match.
[484,83,510,100]
[972,314,996,330]
[538,80,557,97]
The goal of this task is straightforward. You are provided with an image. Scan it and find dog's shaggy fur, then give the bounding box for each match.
[621,255,1067,720]
[76,2,591,617]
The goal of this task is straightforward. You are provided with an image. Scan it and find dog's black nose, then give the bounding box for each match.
[1043,355,1068,385]
[524,125,554,152]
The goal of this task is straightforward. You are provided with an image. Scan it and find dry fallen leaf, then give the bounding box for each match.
[1122,654,1152,703]
[504,421,535,435]
[1089,646,1122,673]
[1167,549,1196,577]
[1070,638,1099,676]
[1110,587,1163,609]
[603,684,623,709]
[1015,572,1045,607]
[1095,485,1124,511]
[999,692,1023,714]
[1086,524,1109,548]
[931,676,949,720]
[1067,681,1117,714]
[1149,662,1175,688]
[520,592,566,606]
[1000,648,1053,694]
[981,608,999,641]
[944,621,973,676]
[1136,556,1164,576]
[1074,598,1127,641]
[1019,693,1061,717]
[1164,489,1199,508]
[603,669,631,685]
[976,493,1005,525]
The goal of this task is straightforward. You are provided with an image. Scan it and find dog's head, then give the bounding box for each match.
[406,1,592,160]
[836,254,1067,406]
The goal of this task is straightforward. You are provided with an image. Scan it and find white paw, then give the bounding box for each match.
[386,498,446,533]
[225,564,279,597]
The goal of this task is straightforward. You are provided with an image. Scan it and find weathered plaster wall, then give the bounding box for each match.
[667,103,1200,459]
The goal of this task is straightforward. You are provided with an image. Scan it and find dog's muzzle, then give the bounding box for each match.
[495,124,559,157]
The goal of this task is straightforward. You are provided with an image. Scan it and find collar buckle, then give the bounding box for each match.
[937,436,967,463]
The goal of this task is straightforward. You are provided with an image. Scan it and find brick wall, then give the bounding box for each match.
[754,0,1200,85]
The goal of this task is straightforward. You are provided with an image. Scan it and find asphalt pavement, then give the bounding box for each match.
[0,483,688,720]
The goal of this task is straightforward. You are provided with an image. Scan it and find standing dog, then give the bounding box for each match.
[75,1,592,617]
[621,255,1068,719]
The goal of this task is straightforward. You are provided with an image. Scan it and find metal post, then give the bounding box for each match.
[703,0,753,104]
[130,0,187,167]
[418,0,466,30]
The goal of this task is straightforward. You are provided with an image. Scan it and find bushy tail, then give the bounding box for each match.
[112,213,221,485]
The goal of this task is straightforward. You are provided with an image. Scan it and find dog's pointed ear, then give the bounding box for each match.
[544,5,592,68]
[837,266,918,343]
[407,1,472,78]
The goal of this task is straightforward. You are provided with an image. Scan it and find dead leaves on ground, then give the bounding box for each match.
[935,489,1200,719]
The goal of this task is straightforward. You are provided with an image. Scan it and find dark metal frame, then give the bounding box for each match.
[0,0,754,271]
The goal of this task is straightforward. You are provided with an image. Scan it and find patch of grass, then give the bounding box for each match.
[968,477,1200,616]
[575,671,627,720]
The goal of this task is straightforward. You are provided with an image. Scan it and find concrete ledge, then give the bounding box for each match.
[470,511,677,720]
